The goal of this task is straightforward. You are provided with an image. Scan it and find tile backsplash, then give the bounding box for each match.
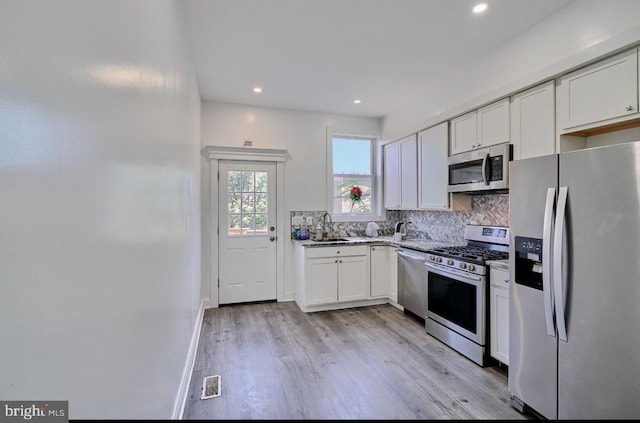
[291,193,508,244]
[290,210,402,239]
[399,194,509,244]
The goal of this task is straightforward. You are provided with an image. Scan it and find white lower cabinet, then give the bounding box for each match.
[305,257,340,305]
[388,247,398,302]
[369,245,398,300]
[295,243,399,312]
[489,264,510,366]
[370,245,389,297]
[337,255,369,302]
[296,244,372,311]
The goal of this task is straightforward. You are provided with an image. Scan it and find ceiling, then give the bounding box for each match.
[180,0,574,119]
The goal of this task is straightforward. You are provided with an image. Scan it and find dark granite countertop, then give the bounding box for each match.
[292,236,459,253]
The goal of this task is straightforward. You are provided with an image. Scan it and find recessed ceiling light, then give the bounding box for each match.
[253,87,262,93]
[473,2,488,14]
[353,99,361,104]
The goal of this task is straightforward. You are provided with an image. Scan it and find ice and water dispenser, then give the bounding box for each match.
[514,236,544,290]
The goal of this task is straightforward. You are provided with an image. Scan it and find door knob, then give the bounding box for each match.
[626,105,633,111]
[269,226,275,231]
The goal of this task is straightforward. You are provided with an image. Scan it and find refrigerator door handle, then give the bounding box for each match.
[542,187,556,337]
[554,186,569,342]
[481,153,490,185]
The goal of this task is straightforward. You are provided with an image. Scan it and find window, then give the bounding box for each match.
[329,135,382,220]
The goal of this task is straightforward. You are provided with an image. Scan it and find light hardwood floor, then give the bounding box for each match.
[184,301,531,420]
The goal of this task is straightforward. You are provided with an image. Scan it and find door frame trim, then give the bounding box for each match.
[202,146,289,308]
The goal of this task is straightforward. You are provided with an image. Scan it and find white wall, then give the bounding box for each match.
[382,0,640,141]
[200,101,381,300]
[0,0,201,419]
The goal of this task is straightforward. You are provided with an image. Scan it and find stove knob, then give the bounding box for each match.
[459,262,467,269]
[437,257,442,263]
[468,264,475,271]
[428,255,434,261]
[447,259,454,265]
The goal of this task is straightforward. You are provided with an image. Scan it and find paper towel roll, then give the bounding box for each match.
[365,222,379,237]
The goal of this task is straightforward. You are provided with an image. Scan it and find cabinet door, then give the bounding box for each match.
[477,98,510,148]
[370,246,389,297]
[450,111,477,154]
[399,135,418,209]
[511,81,555,160]
[418,122,449,209]
[388,247,398,302]
[383,142,401,209]
[338,255,369,302]
[305,258,338,305]
[558,48,638,130]
[490,267,510,365]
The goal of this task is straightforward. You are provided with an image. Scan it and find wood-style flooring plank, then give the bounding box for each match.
[183,301,530,420]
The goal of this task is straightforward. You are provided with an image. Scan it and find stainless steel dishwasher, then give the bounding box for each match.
[397,247,429,320]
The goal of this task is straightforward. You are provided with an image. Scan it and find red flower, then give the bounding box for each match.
[349,186,362,201]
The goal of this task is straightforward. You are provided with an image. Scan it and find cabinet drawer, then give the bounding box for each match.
[305,245,369,259]
[490,267,509,288]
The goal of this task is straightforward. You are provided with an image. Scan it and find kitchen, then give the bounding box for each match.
[3,0,640,420]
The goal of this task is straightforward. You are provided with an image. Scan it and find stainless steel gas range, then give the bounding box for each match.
[424,225,509,366]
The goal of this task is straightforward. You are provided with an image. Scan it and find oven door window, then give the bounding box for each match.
[428,271,476,333]
[449,159,484,185]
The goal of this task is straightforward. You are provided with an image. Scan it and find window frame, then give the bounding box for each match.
[326,131,386,222]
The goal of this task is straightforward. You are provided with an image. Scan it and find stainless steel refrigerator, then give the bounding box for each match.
[509,141,640,419]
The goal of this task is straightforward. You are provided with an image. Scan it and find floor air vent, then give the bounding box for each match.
[201,375,221,399]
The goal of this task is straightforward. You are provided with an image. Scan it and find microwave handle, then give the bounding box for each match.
[481,153,491,185]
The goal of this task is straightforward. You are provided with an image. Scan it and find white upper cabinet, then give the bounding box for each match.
[450,111,477,154]
[383,141,401,209]
[384,134,417,209]
[451,98,510,155]
[510,81,556,160]
[557,48,638,131]
[418,122,449,209]
[477,98,510,147]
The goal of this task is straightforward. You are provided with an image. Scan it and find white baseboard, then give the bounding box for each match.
[172,299,206,420]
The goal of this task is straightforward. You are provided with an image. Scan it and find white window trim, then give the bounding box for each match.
[326,128,386,222]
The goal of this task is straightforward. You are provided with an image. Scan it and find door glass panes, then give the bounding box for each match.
[227,170,268,235]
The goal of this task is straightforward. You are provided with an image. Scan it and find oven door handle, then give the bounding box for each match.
[425,262,482,282]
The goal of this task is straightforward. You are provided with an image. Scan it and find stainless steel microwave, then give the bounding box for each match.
[447,143,512,193]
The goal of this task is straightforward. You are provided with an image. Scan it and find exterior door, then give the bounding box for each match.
[218,161,277,304]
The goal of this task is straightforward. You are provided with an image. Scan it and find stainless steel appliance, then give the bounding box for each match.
[447,142,512,193]
[509,142,640,419]
[397,248,428,320]
[425,225,509,366]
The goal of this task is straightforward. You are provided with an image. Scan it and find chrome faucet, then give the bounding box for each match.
[322,212,332,238]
